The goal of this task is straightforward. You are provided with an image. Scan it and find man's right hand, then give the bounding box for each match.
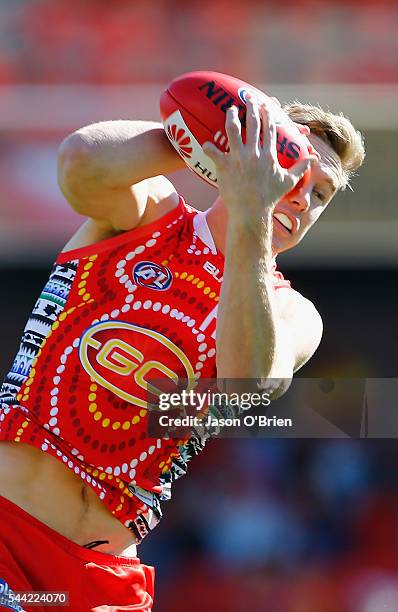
[203,98,314,233]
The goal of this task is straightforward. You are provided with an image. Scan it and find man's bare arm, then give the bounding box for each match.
[57,120,185,230]
[204,99,315,396]
[216,218,282,379]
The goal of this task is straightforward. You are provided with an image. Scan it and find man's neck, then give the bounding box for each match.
[206,197,228,254]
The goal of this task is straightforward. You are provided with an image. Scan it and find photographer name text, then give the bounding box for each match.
[157,414,293,428]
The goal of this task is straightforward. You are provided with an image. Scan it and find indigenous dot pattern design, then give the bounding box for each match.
[0,261,77,408]
[0,196,291,542]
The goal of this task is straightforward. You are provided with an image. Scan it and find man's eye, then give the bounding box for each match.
[313,189,326,202]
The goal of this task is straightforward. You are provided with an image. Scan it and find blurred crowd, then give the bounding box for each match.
[0,0,398,85]
[143,437,398,612]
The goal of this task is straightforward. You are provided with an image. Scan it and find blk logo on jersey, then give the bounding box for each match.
[133,261,173,291]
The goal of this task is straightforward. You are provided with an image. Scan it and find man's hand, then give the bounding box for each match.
[203,98,314,228]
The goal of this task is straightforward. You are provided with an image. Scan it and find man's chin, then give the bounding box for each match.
[272,238,299,256]
[272,223,301,255]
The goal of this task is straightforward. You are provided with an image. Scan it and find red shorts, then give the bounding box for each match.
[0,495,154,612]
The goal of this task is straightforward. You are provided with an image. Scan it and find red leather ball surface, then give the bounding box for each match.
[160,70,311,193]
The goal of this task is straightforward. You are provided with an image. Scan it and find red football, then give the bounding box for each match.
[160,70,312,192]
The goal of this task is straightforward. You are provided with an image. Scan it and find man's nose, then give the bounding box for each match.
[288,188,311,212]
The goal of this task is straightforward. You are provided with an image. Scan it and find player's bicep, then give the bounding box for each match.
[58,158,149,231]
[58,145,178,233]
[87,180,150,231]
[103,176,179,231]
[57,135,150,230]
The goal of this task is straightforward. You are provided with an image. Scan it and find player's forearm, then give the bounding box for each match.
[216,214,283,380]
[58,120,185,191]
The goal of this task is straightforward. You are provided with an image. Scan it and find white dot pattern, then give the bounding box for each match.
[0,204,227,533]
[73,444,163,483]
[166,214,184,229]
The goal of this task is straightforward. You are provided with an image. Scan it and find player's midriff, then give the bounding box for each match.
[0,440,138,555]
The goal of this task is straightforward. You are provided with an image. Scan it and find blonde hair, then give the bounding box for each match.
[284,102,365,189]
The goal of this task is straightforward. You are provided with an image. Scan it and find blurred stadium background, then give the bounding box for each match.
[1,0,398,610]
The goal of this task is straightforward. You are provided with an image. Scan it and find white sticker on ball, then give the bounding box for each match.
[163,110,218,187]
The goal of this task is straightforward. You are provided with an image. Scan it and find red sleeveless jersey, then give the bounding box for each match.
[0,196,290,541]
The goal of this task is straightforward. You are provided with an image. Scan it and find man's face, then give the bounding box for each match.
[272,134,343,255]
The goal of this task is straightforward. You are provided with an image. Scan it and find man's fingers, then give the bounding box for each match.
[202,141,225,163]
[306,142,321,160]
[270,96,282,108]
[245,96,261,153]
[285,157,316,187]
[260,103,277,162]
[295,123,310,136]
[225,106,242,151]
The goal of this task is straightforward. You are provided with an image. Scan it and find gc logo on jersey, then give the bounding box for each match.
[79,321,195,409]
[133,261,173,291]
